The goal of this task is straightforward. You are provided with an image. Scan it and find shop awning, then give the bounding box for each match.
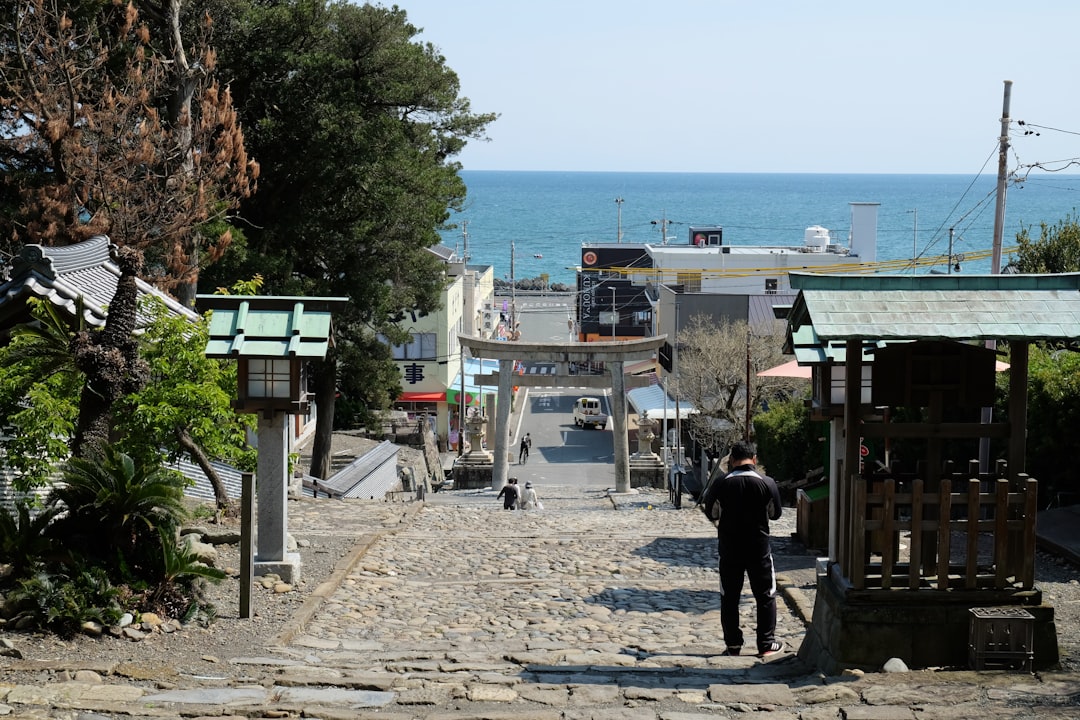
[625,358,658,375]
[757,359,811,379]
[447,357,502,407]
[398,391,447,402]
[627,385,697,420]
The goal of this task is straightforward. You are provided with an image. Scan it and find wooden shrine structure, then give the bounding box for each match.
[782,272,1080,672]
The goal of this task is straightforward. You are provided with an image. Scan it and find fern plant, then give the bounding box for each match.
[7,566,122,637]
[46,446,187,580]
[0,502,60,582]
[145,528,227,619]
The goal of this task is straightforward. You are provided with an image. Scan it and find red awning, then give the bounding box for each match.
[398,391,446,402]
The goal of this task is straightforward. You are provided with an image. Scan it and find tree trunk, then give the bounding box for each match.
[70,247,149,459]
[176,426,231,511]
[308,357,338,480]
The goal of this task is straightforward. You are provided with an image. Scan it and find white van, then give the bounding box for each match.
[573,397,608,430]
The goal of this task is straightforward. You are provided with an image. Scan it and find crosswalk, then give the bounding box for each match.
[521,362,557,375]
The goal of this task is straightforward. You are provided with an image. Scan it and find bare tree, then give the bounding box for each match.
[0,0,257,300]
[676,314,806,457]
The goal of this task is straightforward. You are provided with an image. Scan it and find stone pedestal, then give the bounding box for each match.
[453,462,493,489]
[629,412,664,489]
[798,567,1059,673]
[461,412,492,463]
[255,412,300,583]
[629,465,665,489]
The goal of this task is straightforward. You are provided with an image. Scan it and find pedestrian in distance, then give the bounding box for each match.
[700,440,785,658]
[497,478,520,510]
[519,432,532,464]
[519,481,542,510]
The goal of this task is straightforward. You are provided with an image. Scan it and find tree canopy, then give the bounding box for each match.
[200,0,496,476]
[0,0,257,304]
[1010,212,1080,274]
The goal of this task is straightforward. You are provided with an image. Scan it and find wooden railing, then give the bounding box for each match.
[849,476,1037,591]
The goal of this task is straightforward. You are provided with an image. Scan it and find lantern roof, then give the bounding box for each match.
[197,295,348,360]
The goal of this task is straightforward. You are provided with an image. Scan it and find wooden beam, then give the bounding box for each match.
[859,423,1011,439]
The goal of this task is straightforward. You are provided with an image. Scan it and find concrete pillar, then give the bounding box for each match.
[609,360,630,493]
[255,411,300,582]
[493,359,513,489]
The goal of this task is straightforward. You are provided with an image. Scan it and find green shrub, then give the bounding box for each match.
[6,566,122,637]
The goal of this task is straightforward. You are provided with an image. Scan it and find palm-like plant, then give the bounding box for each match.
[0,502,61,582]
[46,446,187,580]
[5,296,88,381]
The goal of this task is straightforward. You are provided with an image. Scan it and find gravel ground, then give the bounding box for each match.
[1,499,1078,682]
[0,510,357,683]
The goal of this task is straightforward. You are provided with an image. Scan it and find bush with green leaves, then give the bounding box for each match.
[753,389,825,487]
[1,447,228,633]
[46,446,187,582]
[0,502,60,579]
[5,565,122,638]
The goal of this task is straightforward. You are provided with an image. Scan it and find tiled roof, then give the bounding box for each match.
[787,272,1080,341]
[0,235,198,328]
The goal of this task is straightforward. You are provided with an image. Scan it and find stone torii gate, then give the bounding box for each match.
[459,335,667,492]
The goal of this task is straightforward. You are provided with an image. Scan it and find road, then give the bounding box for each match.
[508,295,618,490]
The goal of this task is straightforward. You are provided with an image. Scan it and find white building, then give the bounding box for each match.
[389,246,496,451]
[642,202,880,295]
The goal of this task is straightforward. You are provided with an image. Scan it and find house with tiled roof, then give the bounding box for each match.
[0,236,224,502]
[0,235,199,332]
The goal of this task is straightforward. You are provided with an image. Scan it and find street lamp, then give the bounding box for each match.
[907,208,918,275]
[615,197,624,243]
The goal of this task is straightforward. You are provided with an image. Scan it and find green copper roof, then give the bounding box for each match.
[197,295,348,359]
[787,272,1080,342]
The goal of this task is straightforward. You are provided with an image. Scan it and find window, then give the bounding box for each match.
[380,332,437,360]
[246,358,292,399]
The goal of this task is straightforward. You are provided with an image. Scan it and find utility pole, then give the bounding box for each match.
[991,80,1012,274]
[948,227,955,274]
[615,197,624,243]
[457,345,465,457]
[982,79,1012,472]
[650,214,672,245]
[611,287,617,339]
[510,240,516,331]
[461,220,470,263]
[744,324,752,441]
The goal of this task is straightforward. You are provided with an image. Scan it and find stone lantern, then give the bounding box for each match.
[199,295,347,582]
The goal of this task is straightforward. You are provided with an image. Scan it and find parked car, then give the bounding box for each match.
[573,397,608,430]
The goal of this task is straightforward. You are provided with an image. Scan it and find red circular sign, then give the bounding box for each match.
[859,445,869,457]
[583,251,598,266]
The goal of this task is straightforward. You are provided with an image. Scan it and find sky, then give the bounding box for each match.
[392,1,1080,175]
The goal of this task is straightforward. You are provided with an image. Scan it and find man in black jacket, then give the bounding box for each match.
[701,441,784,658]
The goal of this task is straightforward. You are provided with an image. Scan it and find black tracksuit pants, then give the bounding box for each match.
[717,532,777,652]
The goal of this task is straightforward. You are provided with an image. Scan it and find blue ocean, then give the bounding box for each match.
[440,171,1080,287]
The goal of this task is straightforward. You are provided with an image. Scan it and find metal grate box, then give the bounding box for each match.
[968,606,1034,671]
